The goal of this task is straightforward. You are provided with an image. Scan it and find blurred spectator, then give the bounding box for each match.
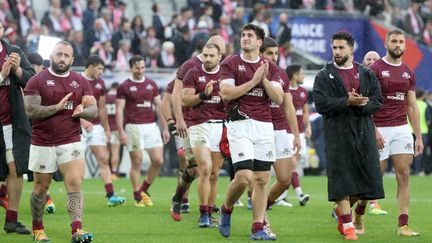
[200,4,214,30]
[0,0,14,26]
[276,12,291,49]
[404,0,425,40]
[392,5,405,30]
[4,26,18,45]
[20,7,38,39]
[231,7,245,54]
[113,1,127,30]
[218,15,233,44]
[17,0,30,16]
[100,8,114,37]
[152,3,166,41]
[83,0,97,56]
[131,15,146,55]
[41,7,63,37]
[70,30,86,66]
[180,6,195,32]
[164,14,182,41]
[190,20,209,56]
[158,41,176,68]
[94,40,115,69]
[140,26,161,67]
[250,8,270,37]
[61,5,83,33]
[115,38,133,72]
[93,17,111,43]
[423,17,432,47]
[111,18,134,57]
[173,26,191,67]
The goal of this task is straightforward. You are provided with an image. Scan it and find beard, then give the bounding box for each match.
[334,55,350,66]
[388,48,404,59]
[51,61,71,74]
[204,62,217,72]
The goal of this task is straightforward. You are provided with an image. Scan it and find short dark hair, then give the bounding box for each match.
[332,32,354,47]
[242,24,265,41]
[386,29,405,40]
[55,40,73,49]
[203,43,220,53]
[286,64,302,80]
[85,55,105,68]
[260,37,278,53]
[129,55,144,68]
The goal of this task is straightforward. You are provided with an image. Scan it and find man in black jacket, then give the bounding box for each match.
[313,32,384,240]
[0,22,35,234]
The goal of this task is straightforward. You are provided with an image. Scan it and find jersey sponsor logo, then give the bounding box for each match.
[46,80,55,86]
[238,65,246,72]
[146,84,154,90]
[129,86,137,92]
[402,72,411,79]
[95,83,104,89]
[198,76,206,82]
[137,101,152,108]
[270,101,279,108]
[246,88,264,97]
[387,92,405,101]
[64,100,74,110]
[0,78,10,86]
[203,95,221,104]
[70,80,79,88]
[381,71,390,77]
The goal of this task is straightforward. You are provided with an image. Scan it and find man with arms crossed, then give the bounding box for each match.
[218,24,284,240]
[313,32,384,240]
[24,41,97,242]
[371,29,423,237]
[116,55,170,207]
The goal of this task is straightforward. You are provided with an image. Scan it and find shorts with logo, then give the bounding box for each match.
[275,130,294,159]
[125,123,163,151]
[81,124,107,146]
[2,124,14,163]
[377,124,414,161]
[28,141,84,173]
[227,119,276,164]
[189,121,223,152]
[287,132,307,157]
[109,130,120,145]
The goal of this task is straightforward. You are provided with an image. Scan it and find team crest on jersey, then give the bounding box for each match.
[46,80,55,86]
[381,71,390,77]
[300,92,306,99]
[402,72,411,79]
[198,76,206,82]
[70,80,79,88]
[146,84,154,90]
[130,86,137,92]
[95,83,103,89]
[238,65,246,72]
[278,77,284,86]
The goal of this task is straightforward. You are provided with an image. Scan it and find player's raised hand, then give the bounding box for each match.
[56,92,73,111]
[72,104,84,117]
[0,60,12,80]
[205,80,217,96]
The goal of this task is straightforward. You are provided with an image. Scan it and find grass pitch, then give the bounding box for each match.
[0,176,431,242]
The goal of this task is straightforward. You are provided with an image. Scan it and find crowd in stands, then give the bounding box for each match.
[0,0,432,70]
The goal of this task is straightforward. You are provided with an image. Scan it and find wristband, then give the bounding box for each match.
[199,92,210,100]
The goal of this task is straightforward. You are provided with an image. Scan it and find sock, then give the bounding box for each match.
[355,203,366,215]
[221,204,233,215]
[5,210,17,223]
[181,198,189,204]
[266,199,276,210]
[0,184,7,197]
[398,214,408,226]
[199,205,208,215]
[341,214,353,230]
[105,183,114,198]
[369,200,377,209]
[208,205,214,216]
[252,222,264,234]
[140,180,151,193]
[134,191,141,202]
[172,185,186,202]
[46,194,52,203]
[70,220,82,235]
[67,192,83,229]
[30,191,46,230]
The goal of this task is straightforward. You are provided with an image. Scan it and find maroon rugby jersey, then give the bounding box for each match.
[82,74,106,125]
[24,68,93,146]
[165,79,191,123]
[336,65,360,93]
[176,55,203,81]
[0,43,11,125]
[183,65,226,126]
[117,78,159,124]
[286,86,308,133]
[105,89,117,131]
[371,58,415,127]
[220,54,281,122]
[166,79,174,94]
[271,70,290,130]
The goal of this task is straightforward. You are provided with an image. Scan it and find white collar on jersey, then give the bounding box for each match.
[289,85,299,90]
[81,72,94,81]
[130,76,145,83]
[48,67,70,77]
[240,53,260,63]
[333,62,354,70]
[201,64,220,74]
[382,57,402,67]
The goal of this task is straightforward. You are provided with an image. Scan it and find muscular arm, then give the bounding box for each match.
[162,92,173,120]
[115,98,126,134]
[182,88,201,107]
[24,95,59,120]
[154,95,168,129]
[79,95,98,121]
[219,78,259,101]
[263,79,284,105]
[172,79,186,123]
[407,91,422,138]
[303,103,312,137]
[283,93,300,138]
[98,95,110,132]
